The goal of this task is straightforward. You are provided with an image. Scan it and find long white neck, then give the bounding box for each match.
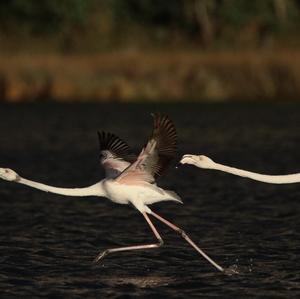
[211,161,300,184]
[18,177,105,197]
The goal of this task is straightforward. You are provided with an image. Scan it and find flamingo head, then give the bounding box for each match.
[0,168,20,181]
[179,154,215,169]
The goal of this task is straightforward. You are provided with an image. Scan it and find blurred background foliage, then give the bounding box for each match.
[1,0,300,102]
[1,0,300,52]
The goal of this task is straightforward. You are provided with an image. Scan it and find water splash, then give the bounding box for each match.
[224,264,240,276]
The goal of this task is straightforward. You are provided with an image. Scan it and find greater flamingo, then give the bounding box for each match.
[180,154,300,184]
[0,115,224,272]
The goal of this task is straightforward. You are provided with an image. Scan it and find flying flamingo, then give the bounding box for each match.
[180,154,300,184]
[0,114,224,273]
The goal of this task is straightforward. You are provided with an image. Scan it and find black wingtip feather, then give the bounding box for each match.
[97,131,135,160]
[150,113,177,177]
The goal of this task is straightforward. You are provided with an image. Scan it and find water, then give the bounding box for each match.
[0,102,300,298]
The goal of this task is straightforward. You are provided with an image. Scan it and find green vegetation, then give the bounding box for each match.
[0,0,300,52]
[1,1,300,102]
[0,0,87,33]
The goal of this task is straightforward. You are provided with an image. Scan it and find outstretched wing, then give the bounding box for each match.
[116,113,177,184]
[98,131,136,178]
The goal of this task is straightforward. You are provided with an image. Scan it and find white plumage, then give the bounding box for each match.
[180,154,300,184]
[0,114,225,273]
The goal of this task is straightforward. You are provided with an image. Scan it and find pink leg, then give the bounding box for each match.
[94,212,163,263]
[150,211,224,272]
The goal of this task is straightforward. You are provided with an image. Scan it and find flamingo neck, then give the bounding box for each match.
[18,177,105,197]
[211,161,300,184]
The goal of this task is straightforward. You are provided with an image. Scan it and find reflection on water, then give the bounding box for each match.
[0,103,300,297]
[101,275,176,288]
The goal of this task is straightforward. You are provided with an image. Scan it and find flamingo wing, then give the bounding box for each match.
[116,113,177,184]
[98,131,136,178]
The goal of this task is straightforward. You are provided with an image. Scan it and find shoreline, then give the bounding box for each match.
[1,50,300,102]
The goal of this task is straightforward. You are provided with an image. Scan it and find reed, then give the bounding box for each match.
[1,51,300,102]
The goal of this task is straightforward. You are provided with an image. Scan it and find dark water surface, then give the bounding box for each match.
[0,103,300,298]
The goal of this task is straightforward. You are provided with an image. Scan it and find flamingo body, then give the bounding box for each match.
[101,179,181,212]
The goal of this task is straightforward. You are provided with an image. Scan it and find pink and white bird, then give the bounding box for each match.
[180,154,300,184]
[0,114,224,272]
